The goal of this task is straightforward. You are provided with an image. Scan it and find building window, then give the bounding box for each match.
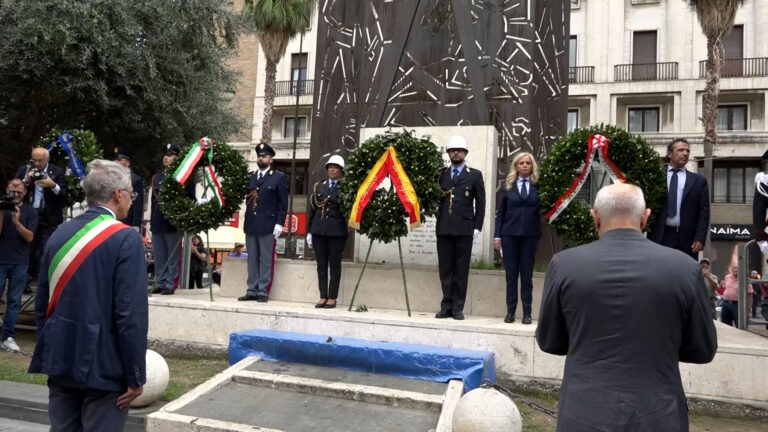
[284,116,308,139]
[628,107,659,133]
[291,53,308,94]
[717,105,747,131]
[273,161,309,196]
[567,109,579,133]
[713,165,758,203]
[569,36,577,68]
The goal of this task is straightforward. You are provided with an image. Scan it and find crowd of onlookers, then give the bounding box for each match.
[700,258,768,328]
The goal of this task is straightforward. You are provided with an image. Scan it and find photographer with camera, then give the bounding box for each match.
[15,147,67,289]
[0,179,37,352]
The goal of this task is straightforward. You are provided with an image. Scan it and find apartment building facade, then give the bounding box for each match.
[568,0,768,274]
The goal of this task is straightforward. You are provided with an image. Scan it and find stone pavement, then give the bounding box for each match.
[0,418,48,432]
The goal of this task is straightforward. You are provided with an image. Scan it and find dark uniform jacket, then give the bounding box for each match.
[150,171,195,234]
[244,169,288,236]
[29,207,148,393]
[15,163,68,229]
[753,174,768,242]
[494,181,541,238]
[120,172,144,227]
[648,169,710,249]
[537,229,717,432]
[307,179,347,237]
[436,166,485,236]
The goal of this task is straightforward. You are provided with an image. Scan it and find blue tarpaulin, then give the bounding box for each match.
[229,329,495,391]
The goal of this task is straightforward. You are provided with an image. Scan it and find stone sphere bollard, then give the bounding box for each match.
[452,387,523,432]
[130,349,170,408]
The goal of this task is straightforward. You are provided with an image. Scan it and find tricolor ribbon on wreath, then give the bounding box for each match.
[46,132,87,179]
[544,133,627,223]
[349,146,421,230]
[173,136,226,207]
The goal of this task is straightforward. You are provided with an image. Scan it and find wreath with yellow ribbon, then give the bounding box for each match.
[339,130,444,244]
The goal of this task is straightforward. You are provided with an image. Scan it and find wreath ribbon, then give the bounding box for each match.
[173,137,225,207]
[349,146,421,230]
[544,133,626,223]
[46,132,86,179]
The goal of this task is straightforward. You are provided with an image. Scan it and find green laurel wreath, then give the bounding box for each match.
[36,129,102,209]
[159,140,248,234]
[538,124,666,245]
[339,130,444,244]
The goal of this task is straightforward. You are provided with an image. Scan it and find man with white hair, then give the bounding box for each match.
[537,183,717,432]
[29,159,148,431]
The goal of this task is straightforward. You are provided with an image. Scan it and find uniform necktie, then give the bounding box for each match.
[667,168,680,218]
[330,180,336,189]
[521,178,528,199]
[258,172,263,181]
[452,168,459,183]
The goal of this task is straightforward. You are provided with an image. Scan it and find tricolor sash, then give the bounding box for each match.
[46,214,129,318]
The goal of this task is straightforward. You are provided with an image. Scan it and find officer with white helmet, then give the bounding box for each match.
[434,135,486,321]
[306,154,347,308]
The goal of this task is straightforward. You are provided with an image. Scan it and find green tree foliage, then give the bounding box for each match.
[0,0,246,181]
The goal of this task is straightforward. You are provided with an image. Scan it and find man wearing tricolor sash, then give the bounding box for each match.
[29,159,148,430]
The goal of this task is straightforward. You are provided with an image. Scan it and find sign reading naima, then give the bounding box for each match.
[710,224,752,241]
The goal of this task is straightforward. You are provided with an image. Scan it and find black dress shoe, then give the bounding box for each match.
[160,290,174,295]
[504,313,515,323]
[315,300,328,308]
[522,316,532,325]
[452,312,465,321]
[238,294,259,301]
[256,296,269,303]
[324,301,337,309]
[151,287,163,294]
[435,310,452,319]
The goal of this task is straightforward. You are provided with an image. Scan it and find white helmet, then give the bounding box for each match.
[326,154,345,169]
[447,135,469,152]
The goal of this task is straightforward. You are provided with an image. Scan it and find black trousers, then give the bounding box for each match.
[48,377,129,432]
[661,225,697,260]
[501,236,539,317]
[436,235,473,313]
[189,270,204,288]
[314,235,347,299]
[28,224,53,283]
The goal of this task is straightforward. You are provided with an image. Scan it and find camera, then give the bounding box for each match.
[0,193,16,212]
[33,170,47,181]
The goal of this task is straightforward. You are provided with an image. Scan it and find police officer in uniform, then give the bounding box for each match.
[306,155,347,309]
[239,142,288,302]
[113,147,144,231]
[435,135,485,320]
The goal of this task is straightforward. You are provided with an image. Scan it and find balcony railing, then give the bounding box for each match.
[614,62,678,82]
[568,66,594,83]
[699,58,768,78]
[275,80,314,97]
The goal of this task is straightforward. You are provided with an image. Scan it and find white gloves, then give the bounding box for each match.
[273,224,283,240]
[306,233,313,249]
[196,197,210,205]
[759,240,768,256]
[473,229,480,240]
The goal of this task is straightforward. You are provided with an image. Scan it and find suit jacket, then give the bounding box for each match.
[150,171,195,233]
[29,207,148,393]
[244,169,288,236]
[436,166,485,236]
[15,163,68,229]
[120,172,144,227]
[307,179,347,237]
[494,180,541,238]
[536,229,717,432]
[649,169,710,248]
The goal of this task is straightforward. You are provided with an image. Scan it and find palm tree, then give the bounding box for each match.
[244,0,314,144]
[685,0,745,188]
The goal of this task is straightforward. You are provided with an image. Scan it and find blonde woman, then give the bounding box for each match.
[493,152,541,324]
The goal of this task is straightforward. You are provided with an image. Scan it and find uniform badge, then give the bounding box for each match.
[465,190,470,197]
[113,147,119,154]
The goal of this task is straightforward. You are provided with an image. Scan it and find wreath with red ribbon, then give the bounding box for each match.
[339,130,443,244]
[538,125,666,245]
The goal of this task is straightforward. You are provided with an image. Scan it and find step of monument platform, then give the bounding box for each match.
[0,380,158,432]
[149,290,768,408]
[147,356,463,432]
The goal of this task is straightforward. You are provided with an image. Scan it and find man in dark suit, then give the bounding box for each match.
[15,147,67,287]
[29,159,147,431]
[649,138,710,260]
[435,135,485,321]
[239,142,288,302]
[537,183,717,432]
[113,146,145,231]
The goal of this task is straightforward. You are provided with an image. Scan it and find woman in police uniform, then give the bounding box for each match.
[306,155,347,309]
